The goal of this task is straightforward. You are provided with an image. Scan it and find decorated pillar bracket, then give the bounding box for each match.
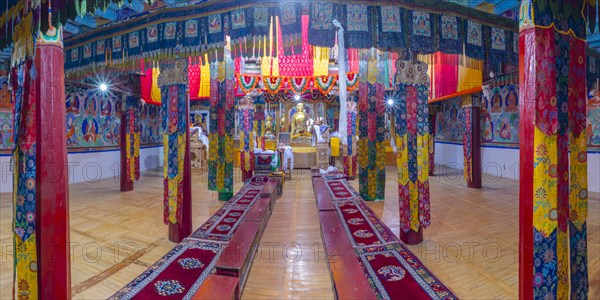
[158,59,189,225]
[519,1,590,299]
[393,59,431,243]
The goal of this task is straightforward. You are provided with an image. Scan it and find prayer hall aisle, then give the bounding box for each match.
[242,170,334,299]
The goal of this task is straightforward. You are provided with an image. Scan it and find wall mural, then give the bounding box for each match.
[587,91,600,149]
[0,87,162,152]
[480,83,519,145]
[434,97,464,142]
[434,82,600,151]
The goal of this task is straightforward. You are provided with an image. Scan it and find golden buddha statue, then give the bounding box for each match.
[291,102,311,138]
[265,114,276,139]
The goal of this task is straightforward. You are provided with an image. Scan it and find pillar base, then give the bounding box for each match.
[400,226,423,245]
[120,181,134,192]
[242,170,253,182]
[219,192,233,201]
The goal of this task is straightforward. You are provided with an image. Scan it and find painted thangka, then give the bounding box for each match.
[11,60,38,299]
[393,59,431,234]
[208,54,235,201]
[159,60,188,225]
[357,53,386,201]
[481,83,520,144]
[520,0,589,297]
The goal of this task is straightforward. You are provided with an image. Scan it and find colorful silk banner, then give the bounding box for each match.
[239,97,255,180]
[357,82,385,201]
[520,1,590,297]
[208,54,235,201]
[344,99,358,178]
[11,60,39,299]
[393,59,431,233]
[462,103,473,183]
[125,97,141,185]
[159,60,188,225]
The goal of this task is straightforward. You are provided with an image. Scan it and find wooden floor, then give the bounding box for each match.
[0,166,598,299]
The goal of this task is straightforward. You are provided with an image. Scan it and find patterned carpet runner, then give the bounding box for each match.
[318,171,457,300]
[111,175,271,299]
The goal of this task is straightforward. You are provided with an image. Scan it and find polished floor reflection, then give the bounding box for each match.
[0,167,598,299]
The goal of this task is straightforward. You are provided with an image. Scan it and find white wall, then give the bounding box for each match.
[434,141,600,193]
[0,146,163,194]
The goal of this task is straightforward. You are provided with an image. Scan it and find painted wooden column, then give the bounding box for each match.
[159,59,192,243]
[519,1,590,299]
[394,59,431,245]
[462,95,482,188]
[34,27,71,299]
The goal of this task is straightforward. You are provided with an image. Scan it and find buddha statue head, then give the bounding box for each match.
[296,102,304,112]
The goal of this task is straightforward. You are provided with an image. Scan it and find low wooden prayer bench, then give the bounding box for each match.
[192,274,239,300]
[318,211,378,300]
[215,221,262,299]
[311,166,321,178]
[261,176,283,199]
[312,177,335,211]
[244,196,272,233]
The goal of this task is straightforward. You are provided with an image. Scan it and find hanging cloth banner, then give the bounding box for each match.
[183,19,201,48]
[125,97,141,184]
[464,20,485,60]
[278,2,303,56]
[377,6,405,49]
[340,4,374,49]
[188,58,201,99]
[127,31,142,57]
[433,53,459,98]
[308,1,338,48]
[203,13,226,50]
[393,59,431,233]
[228,8,251,43]
[199,55,211,98]
[158,59,188,225]
[111,35,123,61]
[11,60,39,299]
[410,11,435,55]
[239,97,255,175]
[489,28,508,64]
[208,53,235,200]
[357,82,385,201]
[150,62,162,105]
[143,25,161,53]
[437,15,463,55]
[140,59,153,103]
[344,100,358,178]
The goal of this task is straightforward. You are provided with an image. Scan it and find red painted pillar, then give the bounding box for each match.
[120,110,133,192]
[169,93,192,242]
[35,29,71,299]
[462,95,482,188]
